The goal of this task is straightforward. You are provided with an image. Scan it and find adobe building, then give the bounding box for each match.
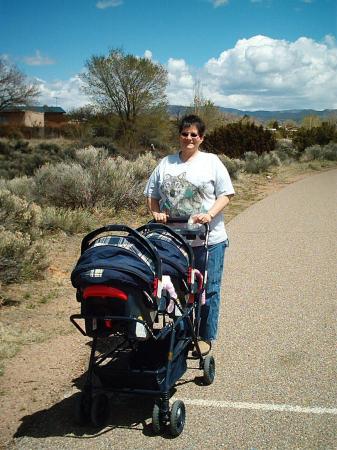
[0,105,66,127]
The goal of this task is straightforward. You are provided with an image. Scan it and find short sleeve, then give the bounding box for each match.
[214,156,235,198]
[144,165,161,199]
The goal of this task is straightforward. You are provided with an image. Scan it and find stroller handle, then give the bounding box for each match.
[80,224,162,278]
[166,216,210,244]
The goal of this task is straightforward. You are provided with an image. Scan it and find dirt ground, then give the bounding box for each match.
[0,164,334,449]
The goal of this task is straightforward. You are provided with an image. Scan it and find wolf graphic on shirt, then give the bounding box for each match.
[160,173,206,216]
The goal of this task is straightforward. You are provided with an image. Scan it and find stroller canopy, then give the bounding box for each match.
[71,235,157,292]
[145,230,190,280]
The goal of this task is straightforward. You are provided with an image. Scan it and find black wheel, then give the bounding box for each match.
[169,400,186,437]
[152,402,163,434]
[90,393,109,427]
[74,392,91,425]
[203,355,215,385]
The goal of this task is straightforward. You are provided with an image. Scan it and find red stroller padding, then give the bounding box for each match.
[83,285,128,301]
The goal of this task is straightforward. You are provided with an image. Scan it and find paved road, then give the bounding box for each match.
[11,169,337,449]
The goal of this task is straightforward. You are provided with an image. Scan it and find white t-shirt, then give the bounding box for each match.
[144,151,235,245]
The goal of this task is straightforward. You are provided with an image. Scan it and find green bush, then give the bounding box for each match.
[274,139,298,162]
[203,121,276,158]
[301,142,337,161]
[41,207,96,234]
[244,151,281,174]
[0,189,42,236]
[34,162,93,208]
[32,148,152,210]
[217,154,244,179]
[0,139,77,179]
[131,152,158,181]
[0,227,47,284]
[4,176,35,201]
[293,122,337,153]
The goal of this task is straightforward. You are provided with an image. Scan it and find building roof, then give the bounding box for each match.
[2,105,66,114]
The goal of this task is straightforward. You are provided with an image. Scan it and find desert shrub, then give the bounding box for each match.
[203,121,276,158]
[301,142,337,162]
[0,139,77,179]
[321,142,337,160]
[293,122,337,153]
[34,162,93,208]
[41,207,96,234]
[75,148,154,208]
[300,145,322,161]
[274,139,298,162]
[0,125,25,139]
[87,137,118,155]
[0,189,42,236]
[74,146,107,168]
[33,148,150,210]
[94,156,145,209]
[244,151,281,174]
[4,176,35,201]
[217,154,244,179]
[131,152,158,181]
[0,227,47,284]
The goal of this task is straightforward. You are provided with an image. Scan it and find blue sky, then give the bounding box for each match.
[1,0,336,111]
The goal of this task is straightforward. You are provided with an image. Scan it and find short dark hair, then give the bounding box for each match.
[179,114,206,136]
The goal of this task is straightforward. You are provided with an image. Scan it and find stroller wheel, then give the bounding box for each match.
[152,402,163,434]
[169,400,186,437]
[203,355,215,385]
[74,392,91,425]
[91,393,109,427]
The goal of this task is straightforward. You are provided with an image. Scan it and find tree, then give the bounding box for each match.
[0,58,40,111]
[191,80,224,132]
[203,121,276,159]
[301,115,321,129]
[80,49,168,141]
[293,122,337,153]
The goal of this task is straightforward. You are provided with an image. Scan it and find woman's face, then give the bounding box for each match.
[179,125,204,154]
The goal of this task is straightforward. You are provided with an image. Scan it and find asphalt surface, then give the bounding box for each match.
[10,169,337,449]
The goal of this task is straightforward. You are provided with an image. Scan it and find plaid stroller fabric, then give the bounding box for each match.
[71,235,156,293]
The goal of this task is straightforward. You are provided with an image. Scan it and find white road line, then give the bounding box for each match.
[177,398,337,415]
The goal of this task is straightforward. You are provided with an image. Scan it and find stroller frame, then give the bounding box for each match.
[70,220,215,437]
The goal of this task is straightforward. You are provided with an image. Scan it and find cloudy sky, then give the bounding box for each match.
[1,0,336,111]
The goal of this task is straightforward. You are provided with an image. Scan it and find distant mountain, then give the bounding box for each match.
[168,105,337,123]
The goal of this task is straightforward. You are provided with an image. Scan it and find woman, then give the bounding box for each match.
[144,114,234,355]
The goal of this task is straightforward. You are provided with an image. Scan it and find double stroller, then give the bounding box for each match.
[70,219,215,437]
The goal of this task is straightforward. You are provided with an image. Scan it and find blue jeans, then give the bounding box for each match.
[193,240,228,341]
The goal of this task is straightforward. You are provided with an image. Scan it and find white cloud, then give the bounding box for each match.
[32,34,337,112]
[212,0,229,7]
[198,34,337,110]
[24,50,55,66]
[166,58,195,105]
[34,75,89,111]
[96,0,122,9]
[144,50,152,60]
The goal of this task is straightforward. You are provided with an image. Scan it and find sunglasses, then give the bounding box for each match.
[180,132,200,138]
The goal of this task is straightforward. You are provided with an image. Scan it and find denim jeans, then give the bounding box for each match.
[192,239,228,341]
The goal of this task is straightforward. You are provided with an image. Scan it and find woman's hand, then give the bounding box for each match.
[152,211,168,223]
[192,213,213,224]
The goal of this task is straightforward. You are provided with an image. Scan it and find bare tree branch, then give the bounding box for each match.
[0,58,40,111]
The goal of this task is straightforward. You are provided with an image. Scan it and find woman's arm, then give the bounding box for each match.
[147,197,168,223]
[192,194,233,224]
